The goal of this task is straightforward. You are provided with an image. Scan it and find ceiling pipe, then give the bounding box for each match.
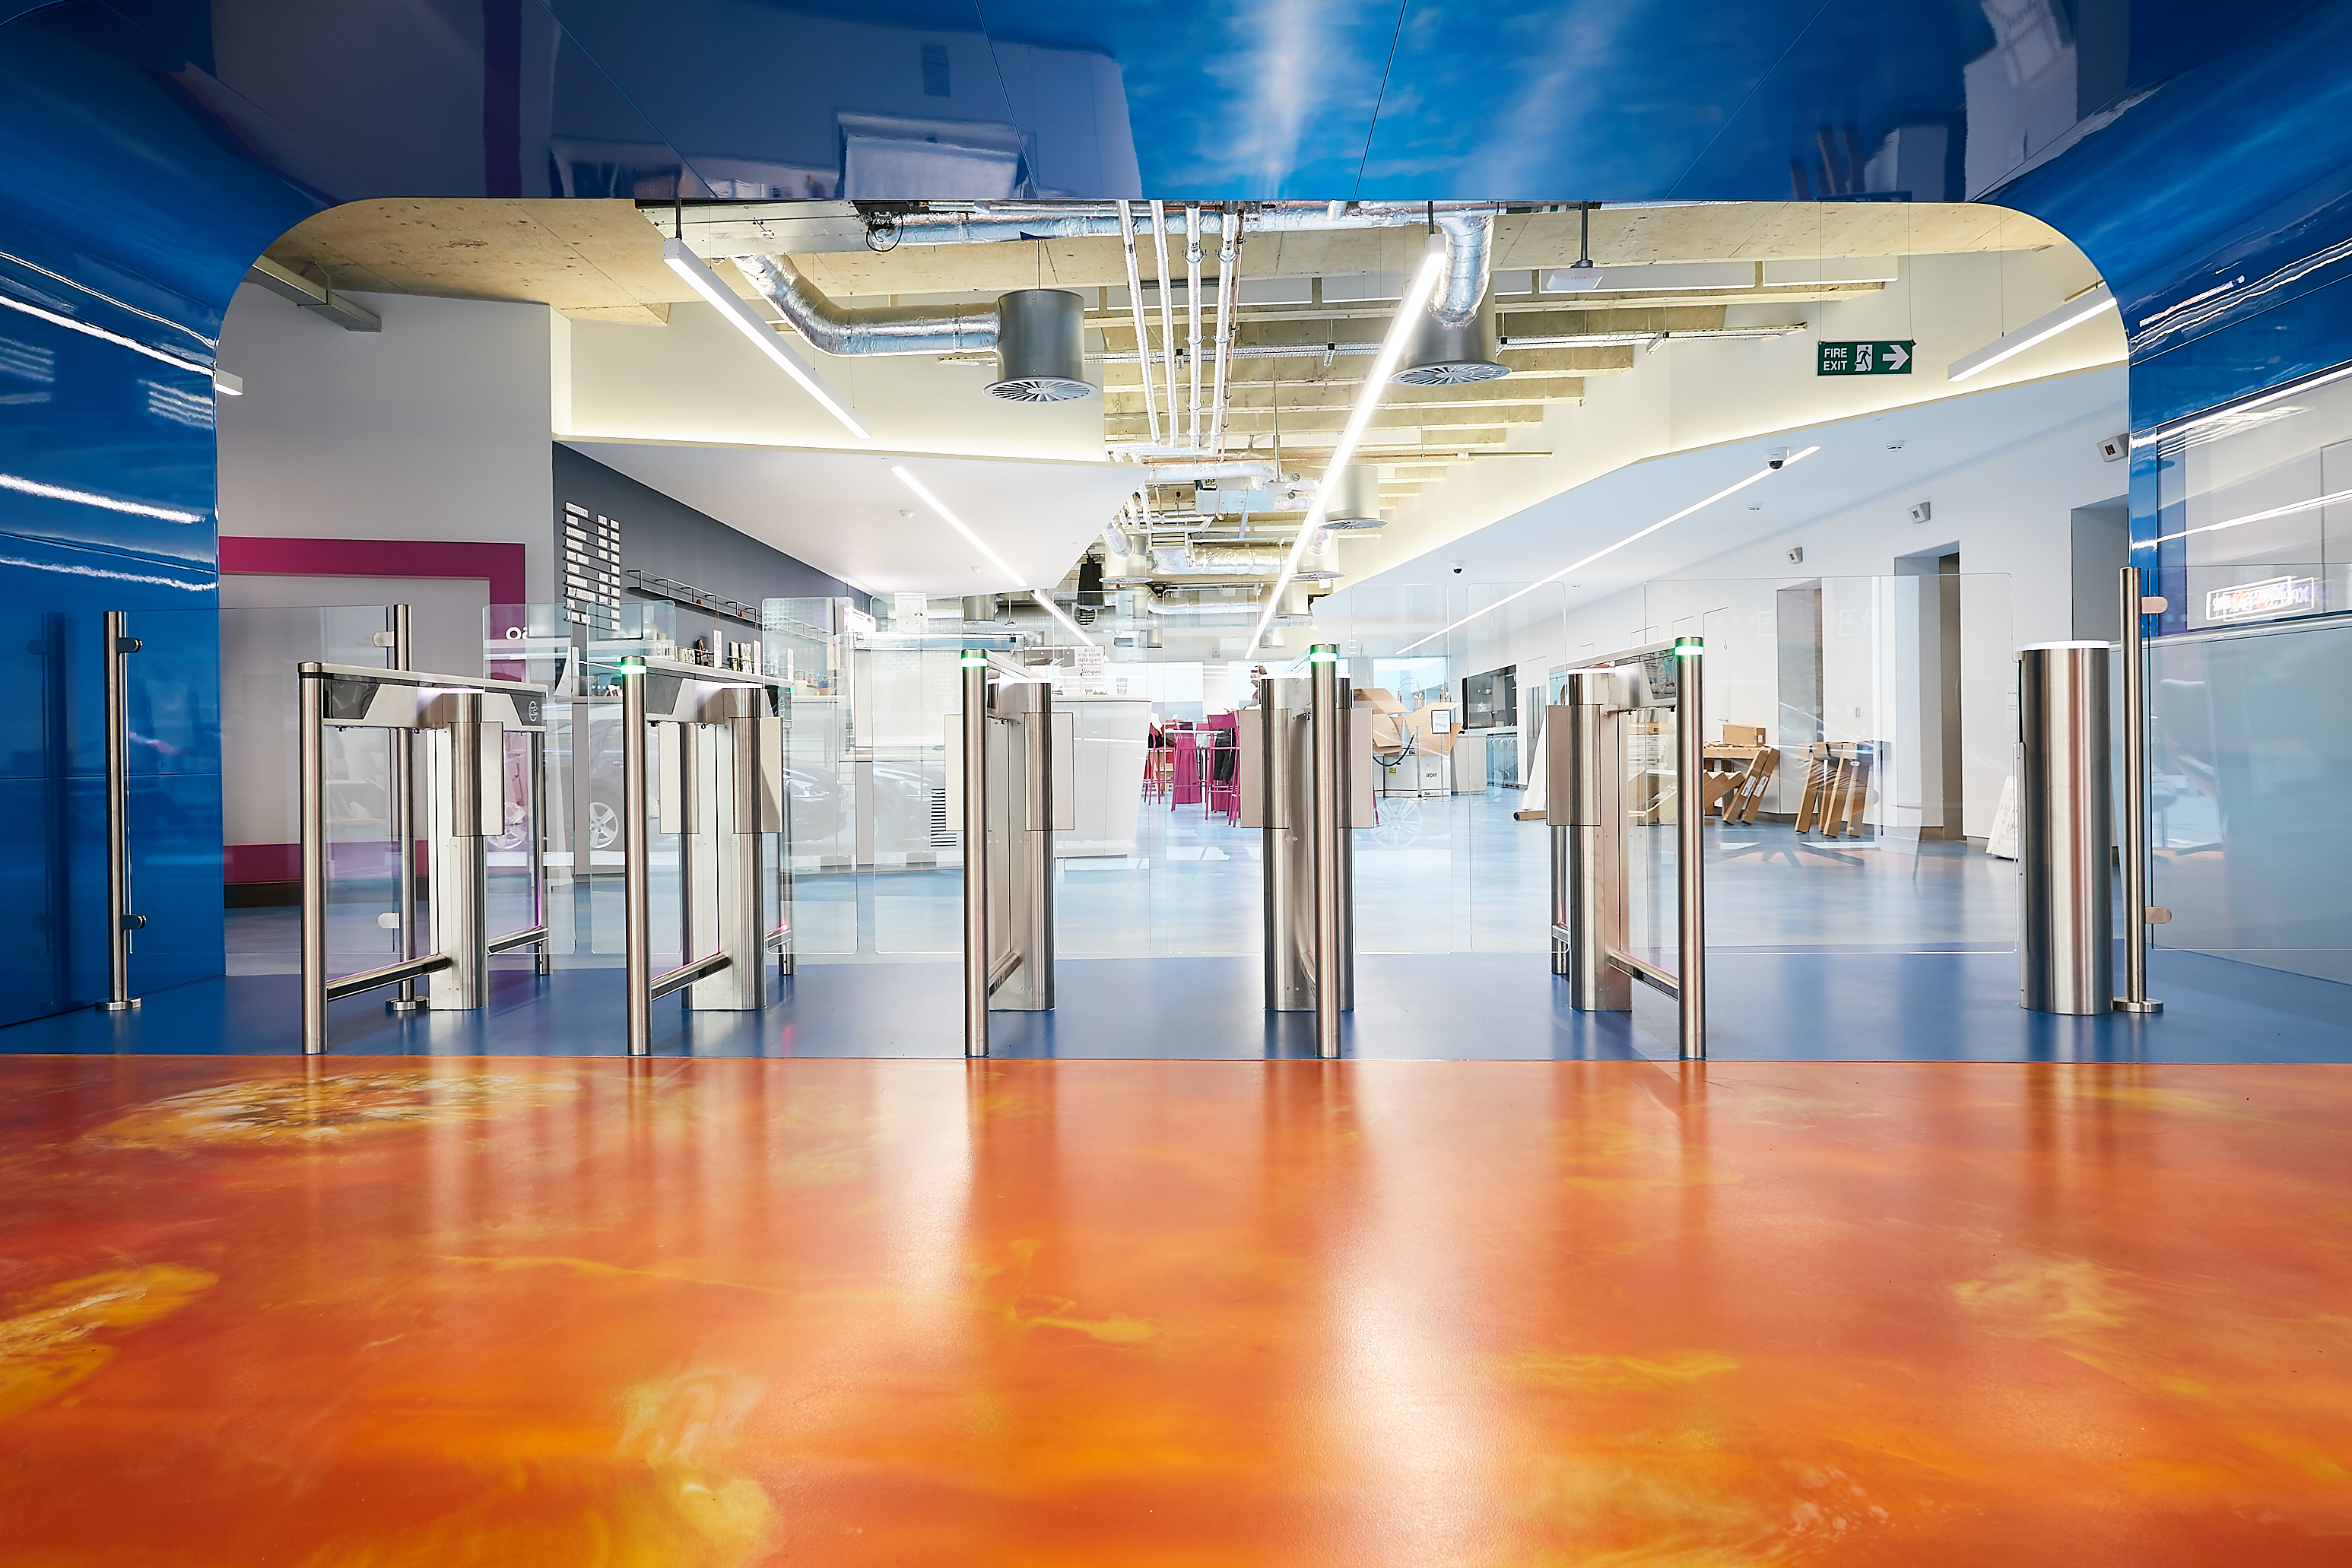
[1150,201,1179,457]
[1184,204,1203,449]
[730,202,1507,366]
[1115,201,1163,445]
[859,200,1502,247]
[1210,205,1241,458]
[732,252,995,355]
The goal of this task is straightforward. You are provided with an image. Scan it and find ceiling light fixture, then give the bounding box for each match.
[892,465,1024,584]
[662,238,870,440]
[1396,446,1820,653]
[1947,284,2118,383]
[1031,589,1097,647]
[1250,234,1452,649]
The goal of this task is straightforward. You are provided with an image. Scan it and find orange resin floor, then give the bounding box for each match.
[5,1058,2350,1565]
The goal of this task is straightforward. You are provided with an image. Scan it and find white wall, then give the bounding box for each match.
[1419,366,2130,837]
[216,286,559,601]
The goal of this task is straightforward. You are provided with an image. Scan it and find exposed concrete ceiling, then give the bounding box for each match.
[262,198,2091,606]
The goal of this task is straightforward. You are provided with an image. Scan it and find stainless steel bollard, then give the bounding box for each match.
[2018,642,2114,1014]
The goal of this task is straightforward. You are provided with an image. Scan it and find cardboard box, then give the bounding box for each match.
[1722,723,1766,747]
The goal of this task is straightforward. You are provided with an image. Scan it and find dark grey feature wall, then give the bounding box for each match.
[553,444,871,649]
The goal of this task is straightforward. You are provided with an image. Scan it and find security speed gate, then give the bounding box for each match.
[299,662,549,1053]
[618,656,791,1054]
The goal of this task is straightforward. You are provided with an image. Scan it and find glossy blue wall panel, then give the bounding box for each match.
[0,557,220,1028]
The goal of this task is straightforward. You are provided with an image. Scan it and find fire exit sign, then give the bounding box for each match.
[1817,340,1913,375]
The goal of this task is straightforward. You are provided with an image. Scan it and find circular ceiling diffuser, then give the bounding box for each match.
[1392,358,1509,386]
[989,289,1098,405]
[985,374,1096,402]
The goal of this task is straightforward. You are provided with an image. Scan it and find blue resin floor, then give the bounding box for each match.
[8,947,2347,1062]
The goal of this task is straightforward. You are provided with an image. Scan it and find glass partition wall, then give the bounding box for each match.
[2141,370,2352,985]
[1312,574,2018,970]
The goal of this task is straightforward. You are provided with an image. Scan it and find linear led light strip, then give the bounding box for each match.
[2134,484,2352,550]
[894,465,1096,646]
[1947,284,2117,383]
[1395,447,1820,655]
[662,238,869,440]
[1251,235,1451,649]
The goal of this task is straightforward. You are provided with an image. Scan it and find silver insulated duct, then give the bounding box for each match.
[1393,211,1509,385]
[988,289,1093,402]
[732,252,997,355]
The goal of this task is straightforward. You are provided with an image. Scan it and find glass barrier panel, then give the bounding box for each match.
[1621,704,1679,976]
[1655,573,2017,958]
[857,640,960,955]
[2147,612,2352,983]
[1310,585,1461,954]
[484,727,541,947]
[220,605,392,975]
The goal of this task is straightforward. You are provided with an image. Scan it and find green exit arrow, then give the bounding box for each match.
[1817,339,1914,376]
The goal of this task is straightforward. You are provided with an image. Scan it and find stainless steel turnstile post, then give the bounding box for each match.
[684,685,786,1009]
[2116,569,2164,1014]
[1674,637,1707,1059]
[1242,665,1366,1036]
[979,673,1068,1015]
[2018,642,2113,1015]
[1546,642,1706,1056]
[298,664,549,1054]
[1309,645,1345,1059]
[961,652,989,1056]
[1546,671,1627,1009]
[619,656,791,1055]
[101,611,143,1011]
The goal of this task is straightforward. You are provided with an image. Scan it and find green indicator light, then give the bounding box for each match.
[1672,637,1705,659]
[959,653,987,668]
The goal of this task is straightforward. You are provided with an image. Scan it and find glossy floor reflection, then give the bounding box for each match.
[5,1058,2349,1563]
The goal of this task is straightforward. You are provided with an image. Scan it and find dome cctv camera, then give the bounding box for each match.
[1768,447,1791,470]
[1449,560,1465,575]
